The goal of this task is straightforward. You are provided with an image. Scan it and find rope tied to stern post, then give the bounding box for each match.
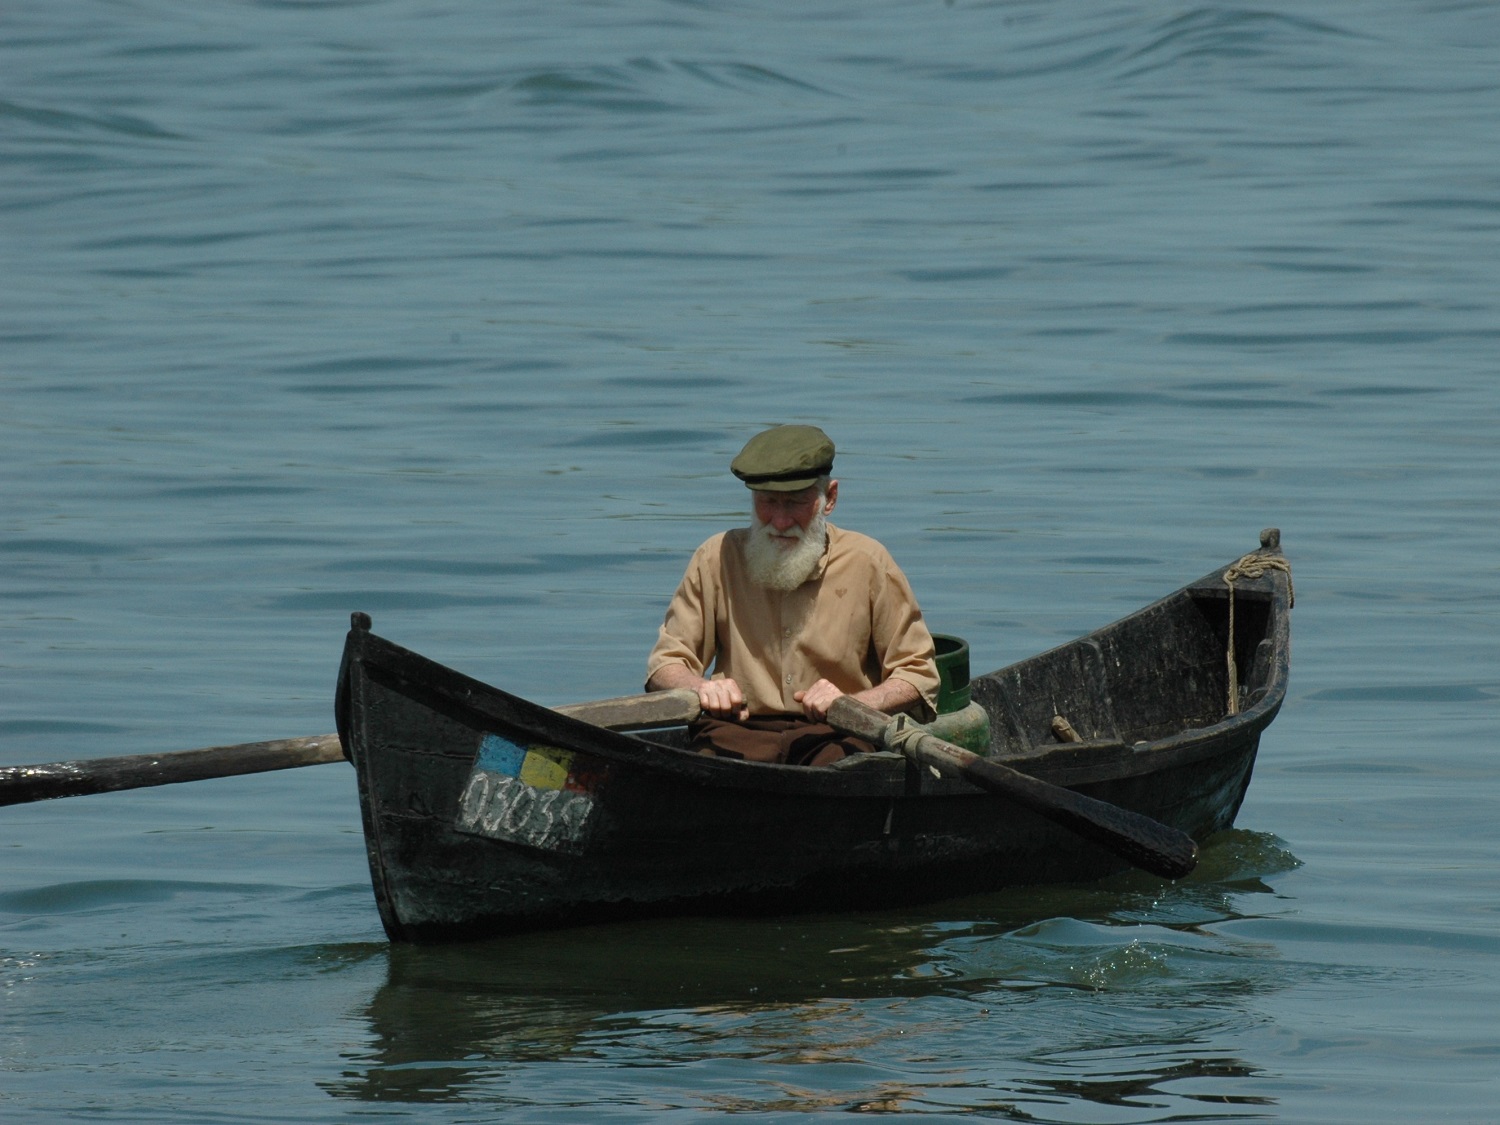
[1222,552,1293,715]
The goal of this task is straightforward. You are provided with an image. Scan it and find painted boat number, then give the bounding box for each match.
[454,734,605,854]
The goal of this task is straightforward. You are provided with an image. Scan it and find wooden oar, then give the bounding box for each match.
[0,734,349,808]
[552,688,700,731]
[0,689,702,808]
[827,695,1199,880]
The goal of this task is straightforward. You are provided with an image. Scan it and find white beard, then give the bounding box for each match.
[744,504,828,591]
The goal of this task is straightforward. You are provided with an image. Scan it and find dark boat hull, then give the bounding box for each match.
[338,532,1291,943]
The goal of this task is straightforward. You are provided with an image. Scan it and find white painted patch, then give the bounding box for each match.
[454,767,597,854]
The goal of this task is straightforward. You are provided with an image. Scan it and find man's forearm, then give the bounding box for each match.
[654,664,922,721]
[647,663,702,694]
[850,676,921,715]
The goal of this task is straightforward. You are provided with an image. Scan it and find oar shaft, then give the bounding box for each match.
[0,734,346,808]
[827,695,1198,880]
[947,747,1198,880]
[0,689,703,808]
[553,688,700,731]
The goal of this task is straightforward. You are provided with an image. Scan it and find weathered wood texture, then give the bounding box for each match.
[0,735,347,807]
[553,689,699,730]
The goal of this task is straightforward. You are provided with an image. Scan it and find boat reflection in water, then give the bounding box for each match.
[324,827,1299,1110]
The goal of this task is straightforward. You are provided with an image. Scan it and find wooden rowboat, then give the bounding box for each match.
[337,530,1291,943]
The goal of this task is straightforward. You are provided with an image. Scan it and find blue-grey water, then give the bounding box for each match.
[3,1,1497,1120]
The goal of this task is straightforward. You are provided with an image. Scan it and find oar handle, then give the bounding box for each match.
[554,688,700,730]
[827,695,1198,880]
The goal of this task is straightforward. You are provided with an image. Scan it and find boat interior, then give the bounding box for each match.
[630,579,1279,765]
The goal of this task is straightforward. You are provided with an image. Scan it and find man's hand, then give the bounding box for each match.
[798,677,923,723]
[794,678,844,722]
[648,664,748,721]
[695,676,748,721]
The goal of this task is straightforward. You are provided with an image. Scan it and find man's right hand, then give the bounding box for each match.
[694,677,748,721]
[648,665,748,721]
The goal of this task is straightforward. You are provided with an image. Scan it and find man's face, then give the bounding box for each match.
[753,486,825,547]
[746,483,835,592]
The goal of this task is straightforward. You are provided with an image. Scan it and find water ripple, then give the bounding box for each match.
[4,1,1500,1120]
[0,98,185,141]
[1119,7,1361,81]
[0,879,275,915]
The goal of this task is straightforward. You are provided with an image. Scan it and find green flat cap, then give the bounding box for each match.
[730,425,835,491]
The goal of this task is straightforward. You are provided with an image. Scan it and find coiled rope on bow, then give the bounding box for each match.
[1223,552,1293,714]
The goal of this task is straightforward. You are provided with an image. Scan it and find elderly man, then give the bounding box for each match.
[646,425,939,766]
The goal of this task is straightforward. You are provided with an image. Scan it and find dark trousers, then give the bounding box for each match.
[688,714,878,767]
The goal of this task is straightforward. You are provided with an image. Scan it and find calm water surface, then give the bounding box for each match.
[3,2,1498,1121]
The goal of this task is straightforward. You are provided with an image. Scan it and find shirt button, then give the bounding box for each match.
[784,674,792,685]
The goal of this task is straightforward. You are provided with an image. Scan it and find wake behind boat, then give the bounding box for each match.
[337,530,1291,942]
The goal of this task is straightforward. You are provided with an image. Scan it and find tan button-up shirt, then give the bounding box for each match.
[647,524,940,720]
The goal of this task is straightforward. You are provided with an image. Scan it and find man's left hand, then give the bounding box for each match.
[797,677,924,723]
[794,679,845,722]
